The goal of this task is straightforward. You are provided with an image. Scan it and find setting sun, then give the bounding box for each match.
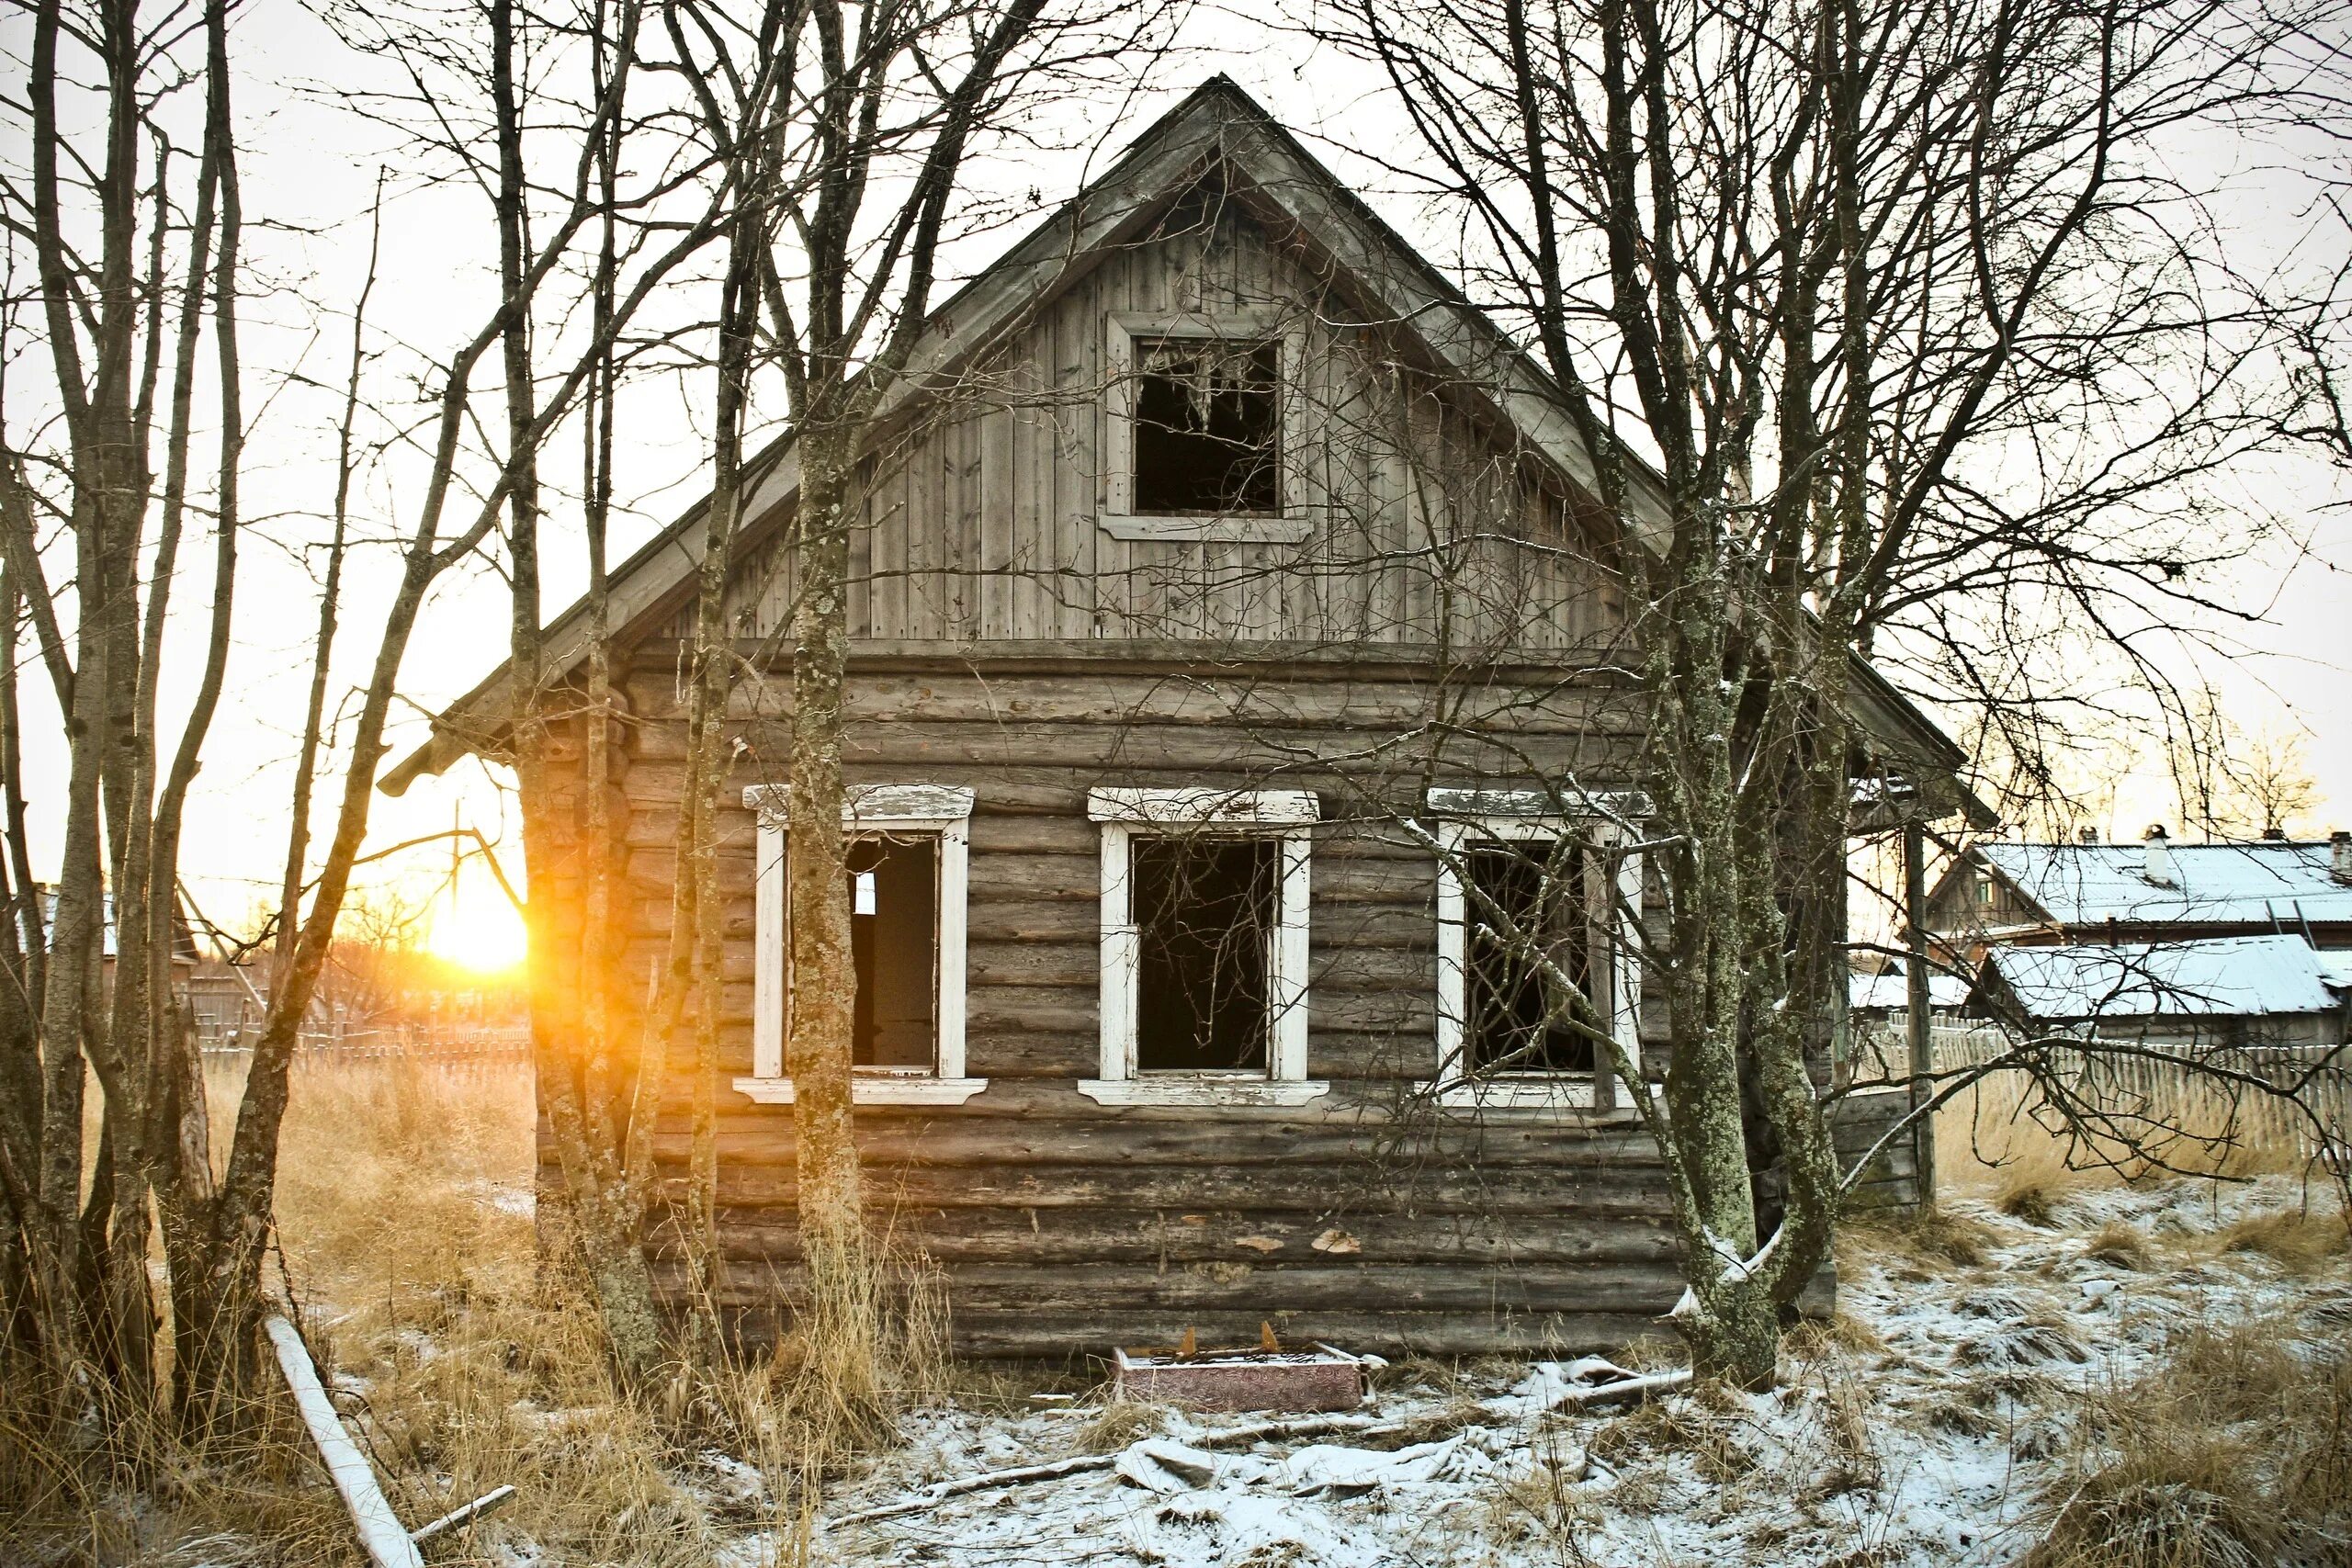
[428,879,528,973]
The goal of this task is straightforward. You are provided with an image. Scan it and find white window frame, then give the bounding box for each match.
[1082,787,1325,1107]
[1428,788,1645,1111]
[734,783,984,1106]
[1101,311,1311,544]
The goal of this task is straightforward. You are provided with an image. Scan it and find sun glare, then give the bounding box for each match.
[428,883,528,973]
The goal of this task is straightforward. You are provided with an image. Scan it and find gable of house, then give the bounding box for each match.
[383,77,1973,806]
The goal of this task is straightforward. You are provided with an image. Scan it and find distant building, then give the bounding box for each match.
[1968,932,2351,1050]
[1927,829,2352,968]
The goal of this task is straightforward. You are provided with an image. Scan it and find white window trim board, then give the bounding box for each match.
[1101,310,1307,544]
[738,783,980,1105]
[1082,786,1326,1107]
[1430,800,1642,1112]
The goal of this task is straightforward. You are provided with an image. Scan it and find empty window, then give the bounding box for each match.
[1131,337,1281,514]
[1430,792,1644,1111]
[739,783,980,1106]
[1133,835,1278,1071]
[1463,843,1595,1075]
[846,835,937,1068]
[1084,787,1323,1107]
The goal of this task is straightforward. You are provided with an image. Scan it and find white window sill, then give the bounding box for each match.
[1432,1078,1598,1110]
[1079,1077,1329,1108]
[732,1076,989,1106]
[1099,513,1311,544]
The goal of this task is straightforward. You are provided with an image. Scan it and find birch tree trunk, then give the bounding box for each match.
[784,418,868,1385]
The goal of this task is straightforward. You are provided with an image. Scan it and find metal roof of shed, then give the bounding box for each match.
[1983,933,2349,1021]
[1975,840,2352,929]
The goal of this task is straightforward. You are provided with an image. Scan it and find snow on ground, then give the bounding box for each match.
[799,1175,2348,1568]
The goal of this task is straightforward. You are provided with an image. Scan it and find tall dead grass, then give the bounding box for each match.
[1933,1058,2327,1221]
[2024,1317,2352,1568]
[1,1052,951,1566]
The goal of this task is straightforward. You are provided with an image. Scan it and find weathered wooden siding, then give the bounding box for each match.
[671,193,1623,654]
[537,649,1819,1359]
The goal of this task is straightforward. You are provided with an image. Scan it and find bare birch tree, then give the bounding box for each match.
[0,0,721,1427]
[1316,0,2337,1382]
[627,0,1139,1399]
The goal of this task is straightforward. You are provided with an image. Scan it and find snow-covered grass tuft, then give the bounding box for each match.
[1079,1400,1171,1454]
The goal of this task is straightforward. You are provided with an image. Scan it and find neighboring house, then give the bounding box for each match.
[1928,829,2352,968]
[384,80,1973,1357]
[1969,933,2352,1051]
[35,886,198,994]
[183,958,268,1043]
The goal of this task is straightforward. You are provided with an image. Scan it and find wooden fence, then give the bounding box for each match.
[200,1028,531,1077]
[1854,1022,2350,1171]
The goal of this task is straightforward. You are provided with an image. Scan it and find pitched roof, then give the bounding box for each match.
[1982,933,2349,1022]
[381,76,1980,809]
[1849,969,1971,1012]
[1974,840,2352,930]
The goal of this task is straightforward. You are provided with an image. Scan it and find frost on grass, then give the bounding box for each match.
[810,1175,2346,1568]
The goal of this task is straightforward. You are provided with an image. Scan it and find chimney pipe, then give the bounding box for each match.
[2333,830,2351,886]
[2143,824,2177,887]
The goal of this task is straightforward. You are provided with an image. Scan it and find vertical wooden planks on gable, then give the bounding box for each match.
[1053,254,1096,639]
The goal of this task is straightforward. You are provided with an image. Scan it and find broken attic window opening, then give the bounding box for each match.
[1133,833,1279,1072]
[1131,337,1281,515]
[842,833,937,1069]
[1464,841,1596,1074]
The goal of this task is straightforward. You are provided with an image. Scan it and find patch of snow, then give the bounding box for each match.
[795,1173,2345,1567]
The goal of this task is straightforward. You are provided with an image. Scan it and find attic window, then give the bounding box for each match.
[1102,314,1308,544]
[1131,338,1281,515]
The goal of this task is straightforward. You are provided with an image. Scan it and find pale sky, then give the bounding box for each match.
[5,0,2346,954]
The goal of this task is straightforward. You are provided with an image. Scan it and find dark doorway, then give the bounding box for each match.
[845,835,937,1068]
[1464,842,1595,1074]
[1133,834,1278,1071]
[1132,337,1281,514]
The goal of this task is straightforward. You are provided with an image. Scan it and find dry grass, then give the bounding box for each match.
[1588,1391,1757,1486]
[1840,1207,1997,1274]
[1935,1052,2332,1216]
[2081,1223,2152,1270]
[1996,1179,2064,1228]
[2024,1318,2352,1568]
[1,1052,950,1567]
[2213,1207,2350,1273]
[1076,1398,1170,1453]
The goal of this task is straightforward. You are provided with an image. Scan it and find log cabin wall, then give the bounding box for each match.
[589,648,1693,1359]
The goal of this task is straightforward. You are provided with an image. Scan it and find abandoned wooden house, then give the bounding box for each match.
[385,79,1967,1358]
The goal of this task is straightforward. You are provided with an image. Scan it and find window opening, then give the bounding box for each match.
[1464,841,1595,1074]
[843,834,937,1069]
[1133,834,1278,1071]
[1131,337,1281,514]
